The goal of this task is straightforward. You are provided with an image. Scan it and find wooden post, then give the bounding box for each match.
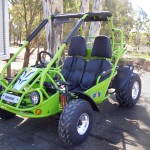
[5,53,14,78]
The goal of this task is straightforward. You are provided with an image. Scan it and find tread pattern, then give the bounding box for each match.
[116,84,131,106]
[58,100,92,146]
[116,73,141,107]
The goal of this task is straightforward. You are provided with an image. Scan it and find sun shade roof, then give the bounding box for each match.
[52,11,112,22]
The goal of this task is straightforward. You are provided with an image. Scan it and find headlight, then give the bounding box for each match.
[30,92,40,105]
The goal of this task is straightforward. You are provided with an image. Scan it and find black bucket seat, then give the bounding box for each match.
[61,36,87,89]
[73,36,112,92]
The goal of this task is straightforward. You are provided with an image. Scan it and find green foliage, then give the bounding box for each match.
[136,7,148,31]
[136,8,150,47]
[9,0,43,39]
[63,0,81,40]
[102,0,135,42]
[9,0,46,67]
[64,0,80,13]
[129,7,150,50]
[9,0,150,60]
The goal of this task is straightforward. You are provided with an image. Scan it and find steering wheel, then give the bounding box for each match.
[38,51,53,65]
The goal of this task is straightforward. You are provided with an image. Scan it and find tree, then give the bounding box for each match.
[137,8,150,49]
[64,0,80,13]
[136,7,148,31]
[9,0,45,67]
[144,19,150,47]
[42,0,63,55]
[80,0,90,34]
[104,0,135,42]
[88,0,103,42]
[63,0,80,39]
[42,0,52,53]
[129,8,149,50]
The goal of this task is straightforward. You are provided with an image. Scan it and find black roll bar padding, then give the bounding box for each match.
[52,13,84,20]
[52,11,112,21]
[64,18,84,44]
[27,19,49,42]
[26,11,112,43]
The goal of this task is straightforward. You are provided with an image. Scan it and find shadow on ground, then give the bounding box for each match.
[0,95,149,150]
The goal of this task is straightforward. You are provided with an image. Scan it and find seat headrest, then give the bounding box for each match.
[68,36,87,57]
[91,36,112,58]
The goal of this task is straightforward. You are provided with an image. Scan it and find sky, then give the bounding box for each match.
[131,0,150,17]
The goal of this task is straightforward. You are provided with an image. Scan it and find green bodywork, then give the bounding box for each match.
[0,12,124,118]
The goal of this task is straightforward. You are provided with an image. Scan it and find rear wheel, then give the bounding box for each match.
[58,99,93,147]
[0,109,16,120]
[116,73,141,107]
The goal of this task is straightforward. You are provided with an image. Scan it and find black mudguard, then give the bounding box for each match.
[76,92,99,112]
[111,65,134,90]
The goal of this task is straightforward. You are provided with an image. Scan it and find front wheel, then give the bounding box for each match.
[58,99,93,147]
[116,73,141,107]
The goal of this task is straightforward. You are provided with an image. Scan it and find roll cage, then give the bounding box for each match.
[1,11,123,79]
[0,11,124,118]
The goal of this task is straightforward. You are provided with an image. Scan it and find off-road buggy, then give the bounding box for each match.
[0,11,141,146]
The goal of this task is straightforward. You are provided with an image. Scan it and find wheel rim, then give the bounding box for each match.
[132,81,140,99]
[77,113,89,135]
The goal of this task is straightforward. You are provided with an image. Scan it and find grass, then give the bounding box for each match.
[124,51,150,60]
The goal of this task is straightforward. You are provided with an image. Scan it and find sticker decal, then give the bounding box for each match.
[92,91,102,98]
[13,67,39,91]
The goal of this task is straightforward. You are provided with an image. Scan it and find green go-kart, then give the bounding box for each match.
[0,12,141,146]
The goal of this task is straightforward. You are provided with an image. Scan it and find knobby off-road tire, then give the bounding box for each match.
[58,99,93,147]
[0,109,16,120]
[116,73,141,107]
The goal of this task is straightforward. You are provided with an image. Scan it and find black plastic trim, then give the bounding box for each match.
[111,65,134,90]
[76,92,99,112]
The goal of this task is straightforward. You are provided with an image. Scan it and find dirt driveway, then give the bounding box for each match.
[0,71,149,150]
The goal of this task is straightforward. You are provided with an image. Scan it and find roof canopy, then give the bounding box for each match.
[52,11,112,22]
